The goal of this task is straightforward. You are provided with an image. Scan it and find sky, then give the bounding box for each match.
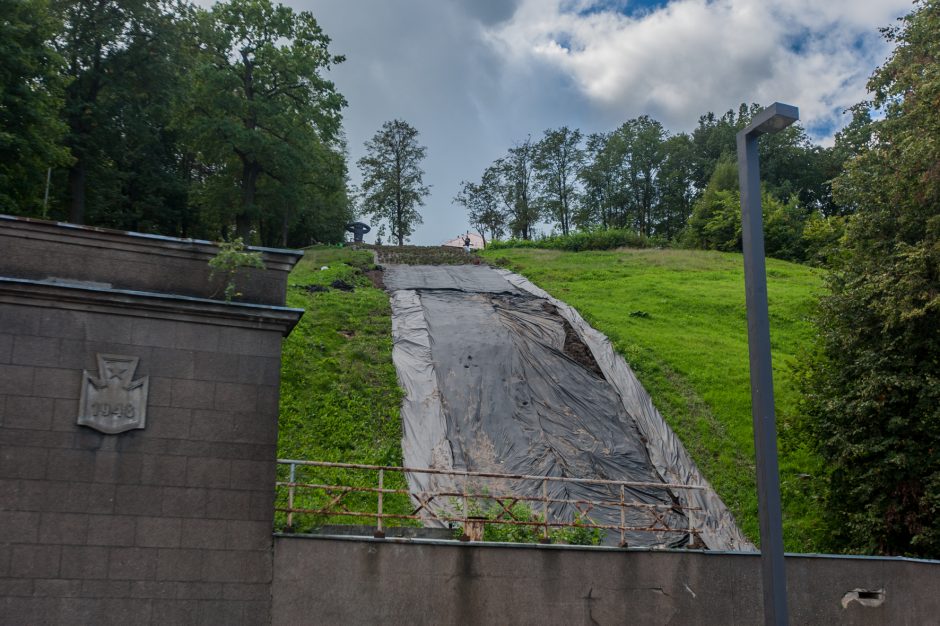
[253,0,911,244]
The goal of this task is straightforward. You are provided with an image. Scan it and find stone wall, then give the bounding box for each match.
[0,216,302,624]
[272,536,940,625]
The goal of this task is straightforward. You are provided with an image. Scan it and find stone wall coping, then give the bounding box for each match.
[0,277,304,335]
[273,533,940,564]
[0,214,304,272]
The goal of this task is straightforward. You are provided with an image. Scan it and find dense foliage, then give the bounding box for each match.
[461,104,852,264]
[0,0,70,215]
[0,0,351,246]
[488,228,650,252]
[797,0,940,557]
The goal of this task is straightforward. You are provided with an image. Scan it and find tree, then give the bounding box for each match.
[455,165,507,247]
[500,137,540,239]
[798,0,940,557]
[93,2,194,235]
[656,133,696,239]
[186,0,347,242]
[613,116,665,237]
[684,158,740,251]
[0,0,70,215]
[578,132,615,229]
[52,0,165,224]
[534,127,583,236]
[357,119,429,246]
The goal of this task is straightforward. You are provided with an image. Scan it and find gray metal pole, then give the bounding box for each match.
[736,102,798,626]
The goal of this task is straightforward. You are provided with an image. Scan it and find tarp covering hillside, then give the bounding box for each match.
[387,263,753,550]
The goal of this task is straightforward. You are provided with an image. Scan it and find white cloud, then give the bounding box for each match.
[486,0,908,134]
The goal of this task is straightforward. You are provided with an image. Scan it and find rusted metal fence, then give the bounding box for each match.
[275,459,705,546]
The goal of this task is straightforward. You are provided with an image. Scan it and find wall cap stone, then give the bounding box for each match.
[0,277,304,335]
[0,214,303,270]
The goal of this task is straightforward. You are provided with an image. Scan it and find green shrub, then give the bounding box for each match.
[488,228,651,252]
[453,500,603,545]
[208,238,265,301]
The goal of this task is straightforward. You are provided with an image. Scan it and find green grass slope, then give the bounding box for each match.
[481,247,825,551]
[275,246,412,531]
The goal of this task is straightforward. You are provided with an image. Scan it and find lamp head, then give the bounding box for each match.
[739,102,799,139]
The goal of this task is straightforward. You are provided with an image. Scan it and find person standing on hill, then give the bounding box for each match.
[463,234,471,253]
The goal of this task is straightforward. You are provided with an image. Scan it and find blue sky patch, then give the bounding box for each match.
[575,0,671,19]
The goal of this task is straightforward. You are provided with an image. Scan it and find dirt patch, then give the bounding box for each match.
[373,244,484,266]
[542,302,605,379]
[330,279,355,292]
[364,268,385,290]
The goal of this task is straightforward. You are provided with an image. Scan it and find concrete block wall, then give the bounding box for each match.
[0,216,302,625]
[272,536,940,625]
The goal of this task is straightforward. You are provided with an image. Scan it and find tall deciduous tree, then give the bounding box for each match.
[614,116,665,236]
[53,0,164,224]
[501,137,539,239]
[357,119,429,246]
[187,0,346,241]
[0,0,70,215]
[656,133,696,239]
[579,132,616,229]
[535,126,583,236]
[799,0,940,556]
[454,165,507,247]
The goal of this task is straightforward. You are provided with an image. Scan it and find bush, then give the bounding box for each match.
[488,228,651,252]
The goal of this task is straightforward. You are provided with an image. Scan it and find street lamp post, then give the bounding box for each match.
[736,102,799,626]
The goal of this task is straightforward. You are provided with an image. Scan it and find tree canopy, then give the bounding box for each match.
[0,0,352,246]
[797,0,940,557]
[0,0,70,216]
[357,119,429,246]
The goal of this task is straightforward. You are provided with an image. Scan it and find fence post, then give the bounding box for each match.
[619,484,626,547]
[374,469,386,538]
[459,473,471,542]
[287,462,296,532]
[540,478,551,544]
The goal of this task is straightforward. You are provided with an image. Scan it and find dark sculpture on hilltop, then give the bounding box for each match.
[345,222,371,243]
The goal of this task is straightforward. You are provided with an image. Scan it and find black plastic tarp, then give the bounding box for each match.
[387,264,753,550]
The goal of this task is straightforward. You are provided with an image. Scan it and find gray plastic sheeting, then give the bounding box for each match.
[387,264,753,551]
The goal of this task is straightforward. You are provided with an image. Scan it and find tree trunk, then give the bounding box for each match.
[68,160,86,224]
[281,209,290,248]
[238,160,261,241]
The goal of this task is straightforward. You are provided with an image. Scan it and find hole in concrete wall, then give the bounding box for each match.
[841,588,885,609]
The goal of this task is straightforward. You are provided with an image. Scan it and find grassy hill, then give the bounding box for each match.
[278,245,826,550]
[275,247,412,531]
[481,247,825,551]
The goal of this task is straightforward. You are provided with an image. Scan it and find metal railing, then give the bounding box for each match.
[275,459,705,546]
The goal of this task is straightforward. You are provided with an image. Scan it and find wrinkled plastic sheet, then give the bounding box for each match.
[386,264,753,551]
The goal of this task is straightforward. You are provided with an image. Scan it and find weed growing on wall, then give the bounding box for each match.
[209,238,265,301]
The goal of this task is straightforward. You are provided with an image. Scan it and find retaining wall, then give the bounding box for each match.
[272,535,940,625]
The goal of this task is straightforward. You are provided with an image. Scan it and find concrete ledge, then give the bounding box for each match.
[0,278,304,335]
[0,214,303,305]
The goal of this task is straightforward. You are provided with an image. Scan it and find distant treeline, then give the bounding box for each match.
[1,0,351,247]
[457,104,871,265]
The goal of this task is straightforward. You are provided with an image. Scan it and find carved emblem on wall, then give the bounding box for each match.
[77,354,149,434]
